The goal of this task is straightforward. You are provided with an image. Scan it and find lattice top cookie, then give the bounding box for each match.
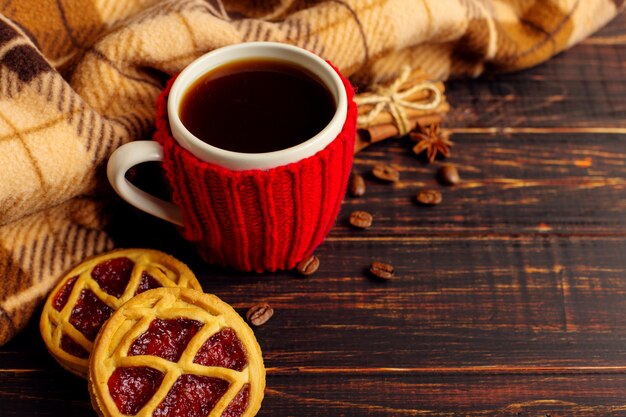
[40,249,201,378]
[89,287,265,417]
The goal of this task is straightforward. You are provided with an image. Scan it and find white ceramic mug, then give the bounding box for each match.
[107,42,348,226]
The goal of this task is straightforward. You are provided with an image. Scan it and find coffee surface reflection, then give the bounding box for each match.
[179,58,336,154]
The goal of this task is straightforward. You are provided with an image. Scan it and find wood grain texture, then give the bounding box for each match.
[4,365,626,417]
[345,132,626,236]
[2,12,626,417]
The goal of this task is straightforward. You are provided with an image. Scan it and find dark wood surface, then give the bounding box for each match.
[2,13,626,417]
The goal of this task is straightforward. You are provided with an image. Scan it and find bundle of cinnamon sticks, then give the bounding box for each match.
[353,67,449,153]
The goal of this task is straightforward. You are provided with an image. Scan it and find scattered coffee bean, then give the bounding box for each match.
[349,210,373,229]
[246,302,274,326]
[372,164,400,182]
[438,164,460,185]
[296,255,320,276]
[370,261,395,280]
[416,189,442,206]
[349,172,366,197]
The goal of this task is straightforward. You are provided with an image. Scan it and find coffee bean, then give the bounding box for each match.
[296,255,320,276]
[438,164,460,185]
[349,210,373,229]
[246,302,274,326]
[370,261,394,280]
[349,172,366,197]
[372,164,400,182]
[416,189,442,206]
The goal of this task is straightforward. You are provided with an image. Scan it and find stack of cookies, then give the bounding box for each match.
[39,249,265,417]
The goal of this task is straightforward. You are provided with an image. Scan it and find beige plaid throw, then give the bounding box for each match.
[0,0,623,345]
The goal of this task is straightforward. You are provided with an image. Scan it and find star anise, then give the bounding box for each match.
[409,123,453,163]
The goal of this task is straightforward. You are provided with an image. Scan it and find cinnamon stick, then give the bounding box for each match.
[358,100,450,127]
[355,113,444,153]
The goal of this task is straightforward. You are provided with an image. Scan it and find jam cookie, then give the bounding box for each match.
[40,249,201,378]
[88,287,265,417]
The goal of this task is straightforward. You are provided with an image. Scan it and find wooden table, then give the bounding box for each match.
[2,13,625,417]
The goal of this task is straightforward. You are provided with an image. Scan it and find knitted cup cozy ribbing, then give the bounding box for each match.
[153,63,356,272]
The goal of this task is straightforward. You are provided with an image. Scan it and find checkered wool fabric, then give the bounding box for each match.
[0,0,623,345]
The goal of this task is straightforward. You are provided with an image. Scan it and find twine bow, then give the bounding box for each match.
[354,66,443,136]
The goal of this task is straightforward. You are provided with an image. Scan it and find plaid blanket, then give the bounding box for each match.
[0,0,623,345]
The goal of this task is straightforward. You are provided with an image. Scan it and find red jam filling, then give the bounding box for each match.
[135,272,162,295]
[129,318,202,362]
[52,276,78,311]
[60,334,89,359]
[153,374,229,417]
[92,257,135,298]
[221,384,250,417]
[69,289,113,341]
[193,328,248,372]
[108,367,164,415]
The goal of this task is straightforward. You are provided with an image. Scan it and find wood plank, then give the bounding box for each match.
[451,127,626,134]
[0,369,93,417]
[204,237,626,369]
[345,132,626,236]
[261,373,626,416]
[446,38,626,128]
[2,369,626,417]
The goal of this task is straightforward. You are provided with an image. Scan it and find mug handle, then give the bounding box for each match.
[107,141,184,226]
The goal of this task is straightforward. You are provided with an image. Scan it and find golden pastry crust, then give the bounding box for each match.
[40,248,201,378]
[89,287,265,417]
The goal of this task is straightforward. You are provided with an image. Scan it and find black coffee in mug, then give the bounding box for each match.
[179,58,336,154]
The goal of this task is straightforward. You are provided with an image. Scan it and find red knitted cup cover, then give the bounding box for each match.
[154,61,357,272]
